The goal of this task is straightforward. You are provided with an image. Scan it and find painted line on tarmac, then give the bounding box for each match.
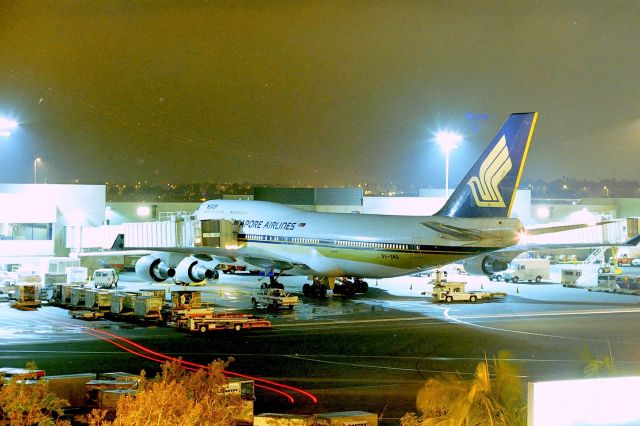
[443,307,640,343]
[448,307,640,320]
[283,354,478,376]
[272,308,448,329]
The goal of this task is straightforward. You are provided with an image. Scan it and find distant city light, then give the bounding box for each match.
[0,117,18,138]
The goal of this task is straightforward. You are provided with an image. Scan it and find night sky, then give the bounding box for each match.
[1,1,639,189]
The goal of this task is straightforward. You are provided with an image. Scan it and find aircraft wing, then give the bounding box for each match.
[508,233,640,253]
[523,220,617,237]
[463,233,640,275]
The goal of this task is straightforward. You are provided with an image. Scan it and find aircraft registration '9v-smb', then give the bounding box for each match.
[128,113,539,296]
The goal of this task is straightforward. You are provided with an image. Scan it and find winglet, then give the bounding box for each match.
[622,233,640,246]
[436,112,538,218]
[111,234,125,251]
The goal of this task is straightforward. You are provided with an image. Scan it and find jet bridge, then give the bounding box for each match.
[195,219,238,248]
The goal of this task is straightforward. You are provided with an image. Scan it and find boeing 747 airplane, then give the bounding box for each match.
[123,112,548,296]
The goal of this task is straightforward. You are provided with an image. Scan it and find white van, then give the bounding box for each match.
[502,259,550,283]
[92,268,118,288]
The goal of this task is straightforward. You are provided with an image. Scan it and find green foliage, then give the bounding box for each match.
[580,346,617,378]
[401,351,526,426]
[0,362,70,426]
[91,358,242,426]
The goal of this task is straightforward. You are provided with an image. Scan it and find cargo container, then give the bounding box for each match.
[97,389,137,410]
[84,290,112,311]
[10,284,41,309]
[84,380,138,408]
[315,411,378,426]
[54,283,79,305]
[171,290,202,309]
[110,292,138,315]
[254,413,314,426]
[70,287,87,308]
[134,295,163,321]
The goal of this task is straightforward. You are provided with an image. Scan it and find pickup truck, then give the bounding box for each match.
[251,287,299,310]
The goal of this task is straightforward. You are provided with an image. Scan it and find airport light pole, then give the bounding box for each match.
[33,157,41,184]
[435,130,462,199]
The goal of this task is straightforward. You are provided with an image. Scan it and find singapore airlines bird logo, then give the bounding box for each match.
[467,135,512,208]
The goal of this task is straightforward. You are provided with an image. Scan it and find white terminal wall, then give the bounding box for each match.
[0,184,105,260]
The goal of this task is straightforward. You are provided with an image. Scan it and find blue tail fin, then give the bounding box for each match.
[435,112,538,218]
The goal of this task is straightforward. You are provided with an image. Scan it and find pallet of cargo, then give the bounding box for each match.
[174,309,272,333]
[69,310,104,320]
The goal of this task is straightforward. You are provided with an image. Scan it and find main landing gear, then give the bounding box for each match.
[302,277,327,298]
[260,275,285,290]
[333,277,369,297]
[302,277,369,298]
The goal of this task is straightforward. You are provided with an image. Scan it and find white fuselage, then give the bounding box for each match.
[196,200,523,279]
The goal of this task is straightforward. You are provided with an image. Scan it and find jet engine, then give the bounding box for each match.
[175,256,218,283]
[463,255,509,276]
[135,254,176,282]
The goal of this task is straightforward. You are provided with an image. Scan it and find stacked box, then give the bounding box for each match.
[171,290,202,309]
[16,284,38,302]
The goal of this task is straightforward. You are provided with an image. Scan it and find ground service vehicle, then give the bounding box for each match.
[174,309,271,333]
[431,282,492,303]
[92,268,118,288]
[502,258,550,283]
[561,269,582,287]
[251,287,299,309]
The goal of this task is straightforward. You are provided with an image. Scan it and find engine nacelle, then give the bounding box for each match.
[175,256,218,283]
[463,256,509,276]
[135,254,176,282]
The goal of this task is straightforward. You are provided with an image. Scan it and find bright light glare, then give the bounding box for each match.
[136,206,150,217]
[529,376,640,425]
[0,118,18,137]
[435,130,463,153]
[536,206,550,219]
[517,229,529,243]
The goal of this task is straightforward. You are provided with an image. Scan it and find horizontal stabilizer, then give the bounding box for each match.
[421,221,485,242]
